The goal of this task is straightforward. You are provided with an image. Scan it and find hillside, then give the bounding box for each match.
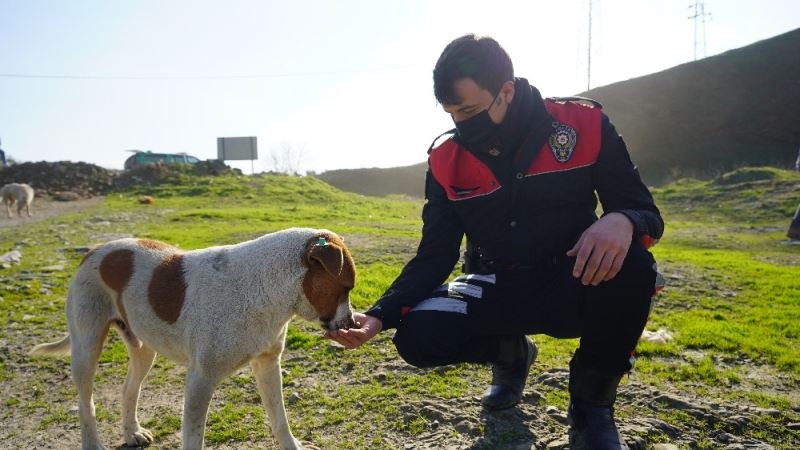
[314,162,427,198]
[2,169,798,449]
[317,29,800,196]
[584,27,800,184]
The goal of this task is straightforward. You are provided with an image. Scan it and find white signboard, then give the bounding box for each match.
[217,137,258,161]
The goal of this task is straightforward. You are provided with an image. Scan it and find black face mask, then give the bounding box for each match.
[454,92,502,151]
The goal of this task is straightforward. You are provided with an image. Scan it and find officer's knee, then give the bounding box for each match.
[392,326,436,368]
[617,242,657,288]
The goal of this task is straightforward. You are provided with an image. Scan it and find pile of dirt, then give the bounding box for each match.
[0,160,241,199]
[0,161,116,198]
[114,159,240,189]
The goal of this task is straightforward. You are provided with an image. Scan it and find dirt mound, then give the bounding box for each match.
[0,160,241,199]
[0,161,116,198]
[114,159,240,189]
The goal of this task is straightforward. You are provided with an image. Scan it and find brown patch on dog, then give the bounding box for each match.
[79,245,100,266]
[138,239,173,250]
[148,254,186,324]
[99,249,141,347]
[100,249,134,295]
[302,233,356,321]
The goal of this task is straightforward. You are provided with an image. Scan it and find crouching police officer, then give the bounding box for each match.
[326,34,664,450]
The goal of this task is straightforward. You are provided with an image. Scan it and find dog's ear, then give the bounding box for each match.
[308,243,345,278]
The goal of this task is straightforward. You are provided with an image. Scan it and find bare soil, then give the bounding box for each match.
[0,197,105,229]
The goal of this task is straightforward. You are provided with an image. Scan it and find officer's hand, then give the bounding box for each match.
[324,312,382,349]
[566,212,634,286]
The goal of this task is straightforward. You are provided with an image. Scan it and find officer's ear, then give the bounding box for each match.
[500,80,515,104]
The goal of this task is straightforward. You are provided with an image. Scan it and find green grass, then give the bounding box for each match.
[5,168,800,448]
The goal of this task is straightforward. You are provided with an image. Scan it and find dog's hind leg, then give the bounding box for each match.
[182,367,221,450]
[67,282,113,450]
[70,317,111,449]
[120,342,156,447]
[250,336,300,450]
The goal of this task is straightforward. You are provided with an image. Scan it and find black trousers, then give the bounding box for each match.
[392,241,657,376]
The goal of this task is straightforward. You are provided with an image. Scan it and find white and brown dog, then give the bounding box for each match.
[0,182,34,218]
[31,228,357,450]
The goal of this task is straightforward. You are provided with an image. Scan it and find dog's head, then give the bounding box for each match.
[300,231,356,331]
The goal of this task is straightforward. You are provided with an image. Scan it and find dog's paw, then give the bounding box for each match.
[124,427,154,446]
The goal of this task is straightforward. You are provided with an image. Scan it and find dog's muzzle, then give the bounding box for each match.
[321,302,356,331]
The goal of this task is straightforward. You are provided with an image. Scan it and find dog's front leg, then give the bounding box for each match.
[251,353,300,450]
[182,368,219,450]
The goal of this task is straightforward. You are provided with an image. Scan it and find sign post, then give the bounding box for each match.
[217,137,258,175]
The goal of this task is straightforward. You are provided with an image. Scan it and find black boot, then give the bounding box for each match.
[481,336,537,411]
[567,355,628,450]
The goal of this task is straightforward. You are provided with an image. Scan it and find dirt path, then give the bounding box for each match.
[0,197,105,228]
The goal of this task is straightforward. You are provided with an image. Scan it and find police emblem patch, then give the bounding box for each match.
[548,122,577,163]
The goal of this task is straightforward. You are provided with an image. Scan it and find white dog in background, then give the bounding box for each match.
[0,182,34,218]
[31,228,357,450]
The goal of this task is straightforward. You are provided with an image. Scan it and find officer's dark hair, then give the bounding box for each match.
[433,34,514,105]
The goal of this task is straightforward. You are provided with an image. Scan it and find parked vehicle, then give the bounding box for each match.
[124,150,201,170]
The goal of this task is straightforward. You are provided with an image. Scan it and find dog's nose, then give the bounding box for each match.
[341,315,356,330]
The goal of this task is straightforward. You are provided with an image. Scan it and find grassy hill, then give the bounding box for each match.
[314,162,427,198]
[317,28,800,197]
[584,28,800,184]
[2,168,798,448]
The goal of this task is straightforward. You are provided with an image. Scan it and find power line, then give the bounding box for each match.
[0,64,419,81]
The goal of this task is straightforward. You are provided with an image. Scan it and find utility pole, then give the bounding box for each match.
[688,1,711,60]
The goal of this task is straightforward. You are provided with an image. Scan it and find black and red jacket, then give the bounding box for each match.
[366,81,664,329]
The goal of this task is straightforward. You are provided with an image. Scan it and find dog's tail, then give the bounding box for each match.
[29,335,71,356]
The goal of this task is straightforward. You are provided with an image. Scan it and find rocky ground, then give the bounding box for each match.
[0,168,797,449]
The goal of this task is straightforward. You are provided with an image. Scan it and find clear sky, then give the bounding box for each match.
[1,0,798,173]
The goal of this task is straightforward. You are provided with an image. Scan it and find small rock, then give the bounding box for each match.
[652,444,680,450]
[725,415,749,431]
[53,191,81,201]
[546,438,569,449]
[752,407,780,417]
[524,389,544,401]
[453,419,474,435]
[653,394,697,410]
[421,405,445,421]
[640,328,673,344]
[0,250,22,264]
[787,422,800,430]
[40,265,65,272]
[711,430,737,444]
[287,392,301,405]
[328,341,345,349]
